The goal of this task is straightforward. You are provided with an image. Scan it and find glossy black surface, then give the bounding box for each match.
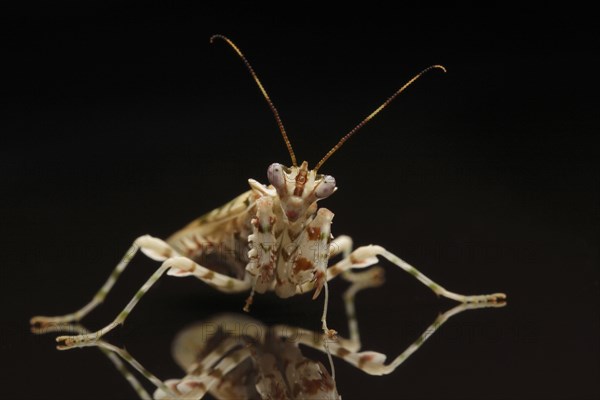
[2,4,598,400]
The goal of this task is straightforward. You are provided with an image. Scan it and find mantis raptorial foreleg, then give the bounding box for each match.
[329,235,353,258]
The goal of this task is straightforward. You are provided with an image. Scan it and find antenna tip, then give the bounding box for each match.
[210,34,226,44]
[433,65,447,73]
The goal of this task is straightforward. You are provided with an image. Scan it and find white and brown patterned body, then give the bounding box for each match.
[165,160,337,304]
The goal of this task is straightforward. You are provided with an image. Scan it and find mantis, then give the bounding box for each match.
[34,274,503,399]
[31,35,505,363]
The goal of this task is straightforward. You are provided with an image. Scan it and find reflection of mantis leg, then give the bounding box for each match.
[98,332,251,400]
[33,324,155,400]
[278,301,505,376]
[153,345,253,400]
[340,266,385,352]
[40,320,253,400]
[324,234,385,351]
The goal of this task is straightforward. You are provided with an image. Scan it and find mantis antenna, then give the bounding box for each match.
[314,64,447,171]
[211,34,298,167]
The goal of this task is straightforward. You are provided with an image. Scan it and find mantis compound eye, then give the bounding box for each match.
[267,163,286,190]
[315,175,336,199]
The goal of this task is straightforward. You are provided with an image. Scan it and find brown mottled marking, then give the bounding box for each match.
[209,368,223,379]
[307,226,321,241]
[270,377,288,399]
[329,265,342,277]
[358,353,374,369]
[302,378,321,395]
[302,373,334,394]
[293,257,314,274]
[274,228,284,239]
[202,270,215,280]
[187,381,207,391]
[294,162,309,196]
[243,293,253,312]
[282,358,291,370]
[192,235,203,249]
[288,229,302,242]
[191,364,204,375]
[336,347,351,357]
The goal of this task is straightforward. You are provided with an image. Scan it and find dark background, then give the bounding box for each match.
[1,3,598,399]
